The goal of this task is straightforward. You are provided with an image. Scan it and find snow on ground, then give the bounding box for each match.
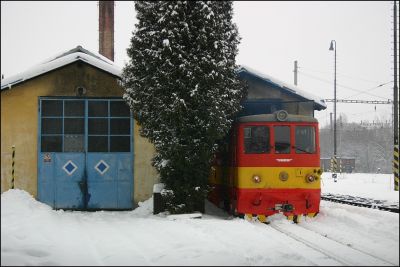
[321,172,399,202]
[1,173,399,266]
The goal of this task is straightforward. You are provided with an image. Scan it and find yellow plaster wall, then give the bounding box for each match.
[133,121,160,203]
[1,62,159,205]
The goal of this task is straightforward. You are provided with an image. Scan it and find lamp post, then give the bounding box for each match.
[329,40,337,176]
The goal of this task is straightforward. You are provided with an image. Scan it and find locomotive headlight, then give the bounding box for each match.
[306,174,316,183]
[279,171,289,181]
[253,175,261,183]
[313,168,323,175]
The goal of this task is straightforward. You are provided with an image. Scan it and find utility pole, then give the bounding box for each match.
[329,40,338,178]
[294,60,298,86]
[330,112,333,162]
[393,0,399,191]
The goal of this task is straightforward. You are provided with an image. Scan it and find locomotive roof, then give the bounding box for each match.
[237,113,318,123]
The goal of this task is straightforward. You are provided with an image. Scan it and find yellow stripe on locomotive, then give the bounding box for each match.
[210,166,321,189]
[235,167,321,189]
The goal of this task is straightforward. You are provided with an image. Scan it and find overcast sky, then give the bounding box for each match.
[1,1,398,127]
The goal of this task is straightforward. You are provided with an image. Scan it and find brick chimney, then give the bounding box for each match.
[99,1,114,61]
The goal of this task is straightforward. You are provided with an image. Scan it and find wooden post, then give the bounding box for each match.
[11,145,15,189]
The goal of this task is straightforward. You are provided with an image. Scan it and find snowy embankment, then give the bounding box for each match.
[1,173,399,266]
[321,172,399,202]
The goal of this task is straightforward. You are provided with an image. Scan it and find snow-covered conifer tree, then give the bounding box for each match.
[121,1,245,213]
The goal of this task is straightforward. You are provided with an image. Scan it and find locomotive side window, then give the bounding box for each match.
[274,126,290,154]
[244,126,270,154]
[295,126,316,154]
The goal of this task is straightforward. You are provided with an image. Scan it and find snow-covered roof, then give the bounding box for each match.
[1,47,325,111]
[1,46,122,91]
[237,65,327,110]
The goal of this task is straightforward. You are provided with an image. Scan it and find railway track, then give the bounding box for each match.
[267,222,396,266]
[321,193,399,213]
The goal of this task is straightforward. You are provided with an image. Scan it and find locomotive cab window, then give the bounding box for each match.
[244,126,270,154]
[295,126,316,154]
[274,126,290,154]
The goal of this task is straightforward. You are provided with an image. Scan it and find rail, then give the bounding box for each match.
[321,193,399,213]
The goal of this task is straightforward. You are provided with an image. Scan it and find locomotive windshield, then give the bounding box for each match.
[274,126,290,154]
[244,126,270,154]
[295,126,316,154]
[242,124,316,154]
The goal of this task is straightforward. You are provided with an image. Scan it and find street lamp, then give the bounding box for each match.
[329,40,337,175]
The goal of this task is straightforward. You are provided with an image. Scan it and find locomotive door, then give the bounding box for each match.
[38,98,133,210]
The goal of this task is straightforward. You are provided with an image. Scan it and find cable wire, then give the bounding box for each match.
[298,71,391,100]
[299,66,385,84]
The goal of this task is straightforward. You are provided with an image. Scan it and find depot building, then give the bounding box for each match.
[0,47,325,210]
[0,3,326,210]
[1,45,160,209]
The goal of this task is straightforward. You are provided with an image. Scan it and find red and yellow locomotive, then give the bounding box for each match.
[209,110,322,223]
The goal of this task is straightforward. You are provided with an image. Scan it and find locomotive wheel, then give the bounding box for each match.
[244,214,254,221]
[257,214,269,224]
[307,212,318,218]
[293,215,300,224]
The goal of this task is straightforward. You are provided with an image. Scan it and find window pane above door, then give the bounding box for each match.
[88,119,108,135]
[64,135,84,152]
[110,119,130,135]
[88,136,108,152]
[41,100,63,117]
[64,118,84,134]
[42,118,62,134]
[110,101,130,117]
[88,101,108,117]
[65,100,84,117]
[110,136,130,152]
[40,98,132,153]
[41,136,62,152]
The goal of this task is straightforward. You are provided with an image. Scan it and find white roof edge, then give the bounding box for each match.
[1,47,122,90]
[42,45,115,66]
[237,65,327,109]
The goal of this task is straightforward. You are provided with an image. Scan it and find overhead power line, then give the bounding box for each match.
[298,71,392,100]
[324,99,393,104]
[344,81,393,99]
[298,66,384,84]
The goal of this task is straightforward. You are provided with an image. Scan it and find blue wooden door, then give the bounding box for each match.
[38,152,86,209]
[38,98,133,210]
[87,153,132,209]
[54,153,86,209]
